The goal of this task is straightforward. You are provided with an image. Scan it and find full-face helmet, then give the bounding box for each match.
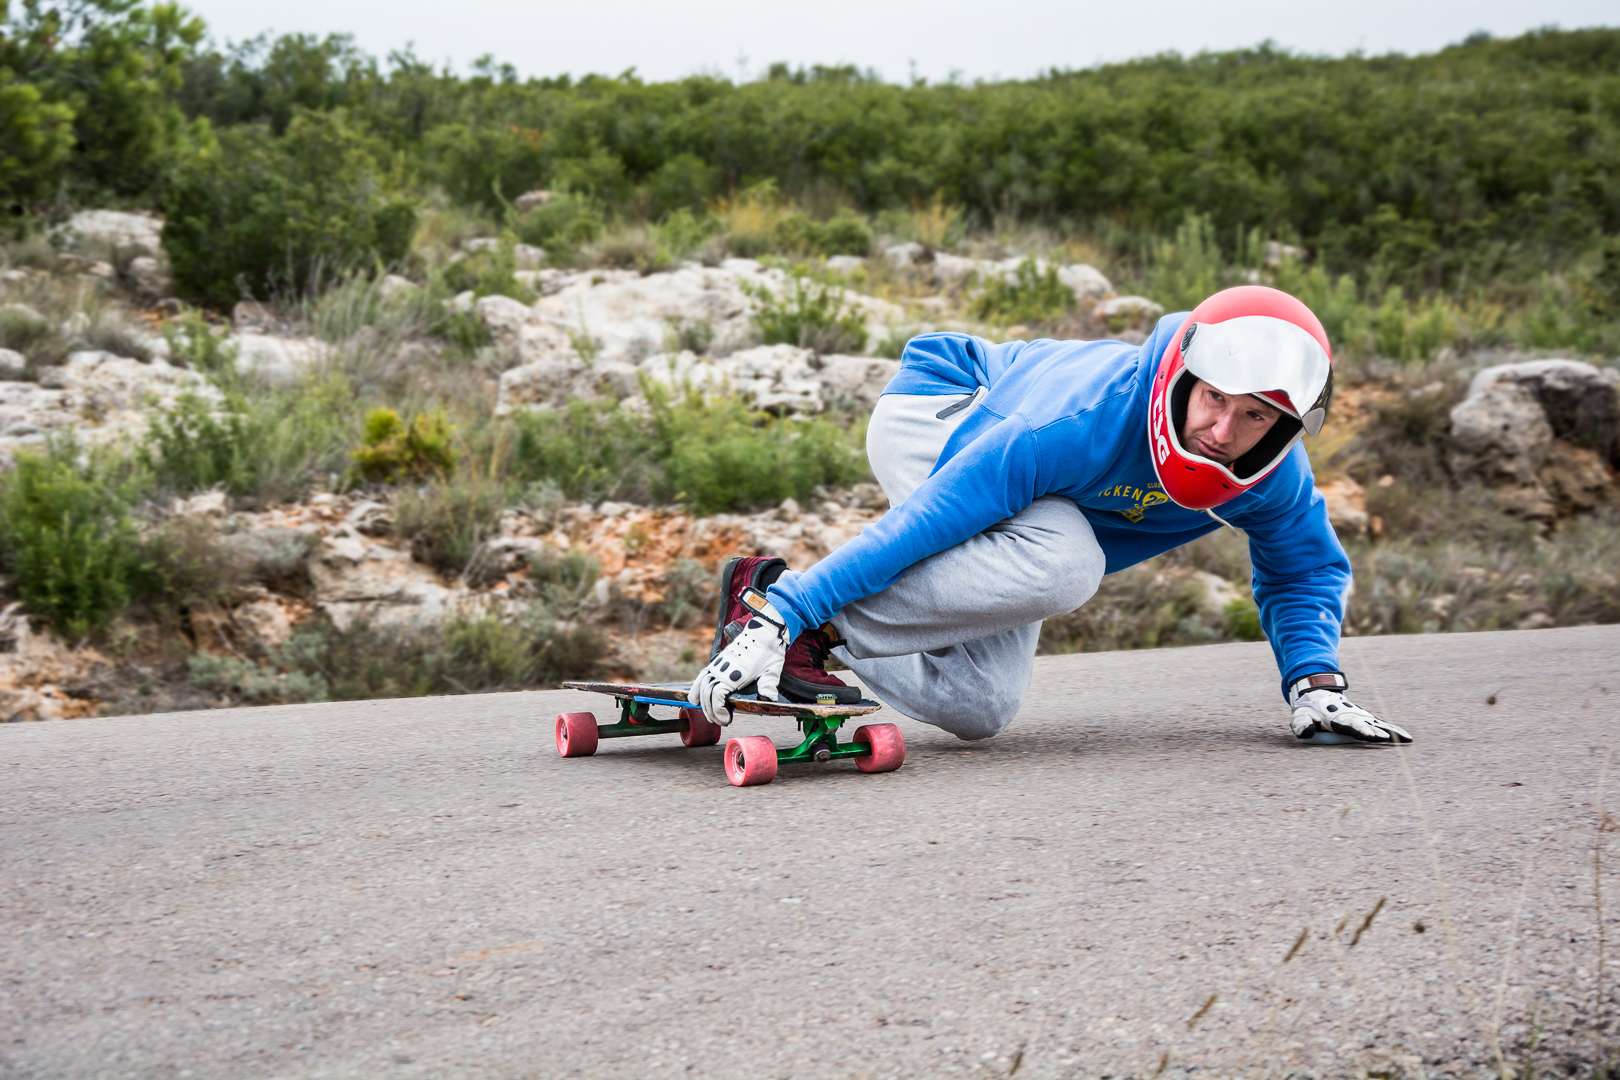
[1147,286,1334,510]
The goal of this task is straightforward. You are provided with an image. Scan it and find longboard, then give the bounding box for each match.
[554,680,902,787]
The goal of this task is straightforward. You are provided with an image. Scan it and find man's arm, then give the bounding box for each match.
[1223,446,1352,698]
[767,412,1043,640]
[1227,448,1412,743]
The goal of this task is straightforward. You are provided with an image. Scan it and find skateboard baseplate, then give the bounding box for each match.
[556,681,903,787]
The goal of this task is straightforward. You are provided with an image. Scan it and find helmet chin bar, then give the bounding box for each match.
[1167,366,1306,485]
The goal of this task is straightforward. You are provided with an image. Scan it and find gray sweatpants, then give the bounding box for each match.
[778,392,1106,740]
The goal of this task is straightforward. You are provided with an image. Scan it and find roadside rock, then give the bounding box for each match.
[1094,295,1164,330]
[58,210,164,258]
[229,334,333,384]
[1317,476,1369,538]
[1449,359,1620,521]
[514,190,552,213]
[127,255,172,298]
[0,348,26,380]
[491,262,907,415]
[1057,263,1112,302]
[817,355,901,412]
[884,242,926,267]
[0,351,217,462]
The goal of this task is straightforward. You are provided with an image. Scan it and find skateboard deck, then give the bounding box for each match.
[554,681,900,787]
[561,680,883,718]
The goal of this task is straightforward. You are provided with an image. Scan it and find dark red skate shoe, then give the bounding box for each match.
[779,626,861,705]
[710,556,787,661]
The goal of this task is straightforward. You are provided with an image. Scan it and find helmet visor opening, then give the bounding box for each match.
[1168,366,1305,483]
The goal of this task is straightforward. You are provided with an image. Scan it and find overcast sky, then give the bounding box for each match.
[182,0,1617,83]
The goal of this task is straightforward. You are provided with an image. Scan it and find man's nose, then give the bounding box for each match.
[1210,409,1234,443]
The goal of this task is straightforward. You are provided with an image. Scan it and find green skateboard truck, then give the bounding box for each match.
[556,681,904,787]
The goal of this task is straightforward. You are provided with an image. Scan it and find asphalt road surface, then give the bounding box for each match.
[4,626,1618,1079]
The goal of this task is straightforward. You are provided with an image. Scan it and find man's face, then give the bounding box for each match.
[1180,379,1283,466]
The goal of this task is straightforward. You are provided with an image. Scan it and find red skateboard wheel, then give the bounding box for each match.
[724,736,778,787]
[680,708,723,747]
[555,712,599,758]
[853,723,904,773]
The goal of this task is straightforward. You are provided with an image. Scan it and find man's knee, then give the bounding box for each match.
[928,689,1024,741]
[901,661,1027,741]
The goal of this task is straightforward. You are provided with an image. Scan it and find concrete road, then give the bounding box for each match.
[3,627,1618,1080]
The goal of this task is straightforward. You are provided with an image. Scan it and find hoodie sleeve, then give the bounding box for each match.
[1223,446,1352,699]
[767,412,1043,640]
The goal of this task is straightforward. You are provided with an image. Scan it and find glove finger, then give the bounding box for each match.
[756,665,781,702]
[687,673,704,708]
[1290,707,1319,739]
[1330,714,1391,743]
[1378,718,1414,743]
[695,673,717,725]
[702,676,729,727]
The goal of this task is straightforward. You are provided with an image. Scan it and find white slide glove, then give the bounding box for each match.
[689,589,790,727]
[1290,684,1412,744]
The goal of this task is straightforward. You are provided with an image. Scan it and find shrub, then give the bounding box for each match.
[510,398,662,502]
[1143,212,1226,313]
[188,606,604,704]
[661,557,713,627]
[775,208,873,256]
[511,192,604,263]
[351,408,456,483]
[747,271,868,354]
[141,393,258,495]
[0,302,67,368]
[392,475,508,578]
[162,309,238,375]
[0,447,149,638]
[163,110,417,307]
[972,259,1073,325]
[651,392,869,514]
[507,389,870,514]
[441,240,535,302]
[526,545,600,613]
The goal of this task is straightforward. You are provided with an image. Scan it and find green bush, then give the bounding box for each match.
[1144,213,1227,313]
[392,474,509,579]
[163,110,417,307]
[651,392,869,514]
[508,388,870,514]
[972,259,1073,325]
[774,209,873,257]
[141,381,359,502]
[747,271,868,354]
[0,302,66,368]
[441,240,535,302]
[141,393,258,494]
[0,447,150,638]
[510,398,662,502]
[351,408,456,483]
[188,605,605,704]
[511,192,604,263]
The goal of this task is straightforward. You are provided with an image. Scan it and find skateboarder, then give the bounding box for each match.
[689,286,1412,746]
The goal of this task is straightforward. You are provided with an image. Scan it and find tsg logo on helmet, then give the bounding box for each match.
[1147,285,1335,510]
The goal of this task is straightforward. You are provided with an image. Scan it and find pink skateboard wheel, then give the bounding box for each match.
[724,736,778,786]
[680,708,723,747]
[555,712,599,757]
[853,723,904,773]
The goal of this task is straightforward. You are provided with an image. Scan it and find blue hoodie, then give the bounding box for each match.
[767,314,1352,699]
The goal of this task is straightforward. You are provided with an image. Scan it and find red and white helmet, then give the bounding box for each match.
[1147,286,1334,511]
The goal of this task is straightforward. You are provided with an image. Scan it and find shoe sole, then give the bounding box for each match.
[778,671,862,705]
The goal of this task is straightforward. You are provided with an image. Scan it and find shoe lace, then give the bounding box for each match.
[800,629,831,667]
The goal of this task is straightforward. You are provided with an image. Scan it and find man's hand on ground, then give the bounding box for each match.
[689,594,790,726]
[1289,687,1413,744]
